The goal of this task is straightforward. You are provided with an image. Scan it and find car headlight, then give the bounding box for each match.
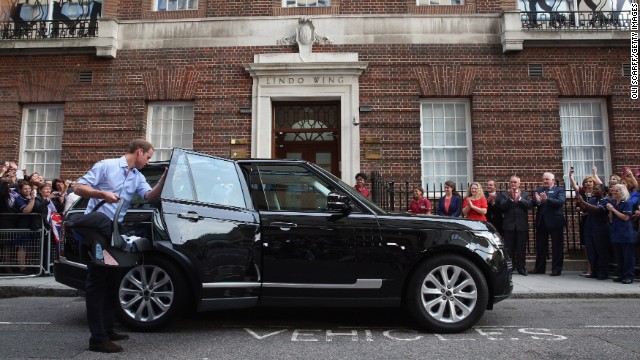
[471,230,504,248]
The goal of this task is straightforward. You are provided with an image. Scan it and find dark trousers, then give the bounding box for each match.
[504,230,527,271]
[534,226,564,273]
[585,231,610,278]
[612,243,636,281]
[86,263,120,342]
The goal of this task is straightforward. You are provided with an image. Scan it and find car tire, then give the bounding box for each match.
[116,256,187,331]
[406,254,488,333]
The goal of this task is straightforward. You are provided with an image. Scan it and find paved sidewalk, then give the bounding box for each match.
[1,271,639,299]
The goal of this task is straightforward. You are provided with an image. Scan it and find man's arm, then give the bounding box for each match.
[144,167,168,201]
[74,183,119,204]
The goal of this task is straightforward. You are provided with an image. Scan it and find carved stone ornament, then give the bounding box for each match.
[277,17,332,61]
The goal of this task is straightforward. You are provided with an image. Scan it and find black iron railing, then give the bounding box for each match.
[520,10,631,30]
[369,173,637,263]
[1,19,97,40]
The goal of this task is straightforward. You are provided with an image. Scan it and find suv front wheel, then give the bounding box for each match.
[116,256,186,331]
[406,254,488,333]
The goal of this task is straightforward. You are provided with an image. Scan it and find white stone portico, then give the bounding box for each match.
[244,52,368,183]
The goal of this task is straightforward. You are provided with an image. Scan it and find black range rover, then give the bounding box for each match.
[55,148,512,333]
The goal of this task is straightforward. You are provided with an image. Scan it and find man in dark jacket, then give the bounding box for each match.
[531,172,566,276]
[499,176,532,276]
[485,180,504,236]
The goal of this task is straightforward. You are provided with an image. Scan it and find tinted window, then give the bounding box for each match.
[256,165,335,212]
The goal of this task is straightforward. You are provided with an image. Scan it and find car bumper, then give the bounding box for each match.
[54,259,88,292]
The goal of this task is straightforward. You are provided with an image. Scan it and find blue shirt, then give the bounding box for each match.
[583,197,609,235]
[79,156,151,222]
[609,200,635,244]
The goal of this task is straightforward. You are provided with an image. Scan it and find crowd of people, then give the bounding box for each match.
[0,161,78,274]
[355,167,640,284]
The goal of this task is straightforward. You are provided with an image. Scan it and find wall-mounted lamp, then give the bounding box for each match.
[352,116,359,126]
[239,107,252,114]
[359,106,372,112]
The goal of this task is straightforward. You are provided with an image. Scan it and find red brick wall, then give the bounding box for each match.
[0,45,637,185]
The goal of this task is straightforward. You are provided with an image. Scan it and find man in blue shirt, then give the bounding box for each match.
[74,139,166,353]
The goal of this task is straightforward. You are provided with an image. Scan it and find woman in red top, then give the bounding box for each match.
[462,182,488,221]
[409,186,431,214]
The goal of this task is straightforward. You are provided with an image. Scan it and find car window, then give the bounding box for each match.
[165,151,246,209]
[256,164,335,212]
[166,151,195,201]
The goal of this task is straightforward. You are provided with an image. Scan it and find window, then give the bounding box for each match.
[20,106,64,180]
[417,0,464,5]
[165,151,245,208]
[283,0,330,7]
[255,165,335,212]
[155,0,197,11]
[147,103,194,161]
[420,101,471,192]
[560,100,610,188]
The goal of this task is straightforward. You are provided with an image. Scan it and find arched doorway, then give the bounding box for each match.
[273,102,340,177]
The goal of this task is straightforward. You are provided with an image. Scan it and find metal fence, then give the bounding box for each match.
[370,173,640,272]
[1,19,97,40]
[520,10,632,31]
[0,213,56,277]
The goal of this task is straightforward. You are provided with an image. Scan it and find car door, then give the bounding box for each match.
[161,149,261,308]
[247,163,369,301]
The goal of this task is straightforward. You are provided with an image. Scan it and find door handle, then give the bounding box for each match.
[178,212,204,221]
[270,222,297,230]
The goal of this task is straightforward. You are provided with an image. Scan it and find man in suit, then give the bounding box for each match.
[485,180,503,236]
[531,172,566,276]
[499,176,532,276]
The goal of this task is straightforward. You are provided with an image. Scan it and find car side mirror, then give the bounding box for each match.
[327,192,352,212]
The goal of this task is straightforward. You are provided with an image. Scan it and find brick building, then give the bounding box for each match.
[0,0,637,194]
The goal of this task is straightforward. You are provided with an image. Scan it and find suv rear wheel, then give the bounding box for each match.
[116,256,186,331]
[406,254,488,333]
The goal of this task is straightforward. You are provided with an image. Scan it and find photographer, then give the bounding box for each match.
[50,178,68,214]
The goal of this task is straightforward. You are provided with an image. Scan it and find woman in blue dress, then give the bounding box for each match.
[606,184,636,284]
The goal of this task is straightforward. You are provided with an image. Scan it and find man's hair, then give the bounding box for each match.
[543,172,555,181]
[127,139,154,154]
[355,172,367,181]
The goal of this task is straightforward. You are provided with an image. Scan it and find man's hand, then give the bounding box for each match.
[102,191,120,204]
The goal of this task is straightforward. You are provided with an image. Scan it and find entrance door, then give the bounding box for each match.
[273,102,340,177]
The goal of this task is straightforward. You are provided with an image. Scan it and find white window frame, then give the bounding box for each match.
[417,0,465,5]
[147,102,195,161]
[420,100,472,196]
[155,0,197,11]
[19,105,64,180]
[560,99,611,193]
[283,0,331,7]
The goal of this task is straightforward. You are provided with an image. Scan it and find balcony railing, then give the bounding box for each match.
[1,19,97,40]
[520,10,632,31]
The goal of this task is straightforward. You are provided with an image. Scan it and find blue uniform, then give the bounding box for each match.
[583,197,610,278]
[609,200,635,282]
